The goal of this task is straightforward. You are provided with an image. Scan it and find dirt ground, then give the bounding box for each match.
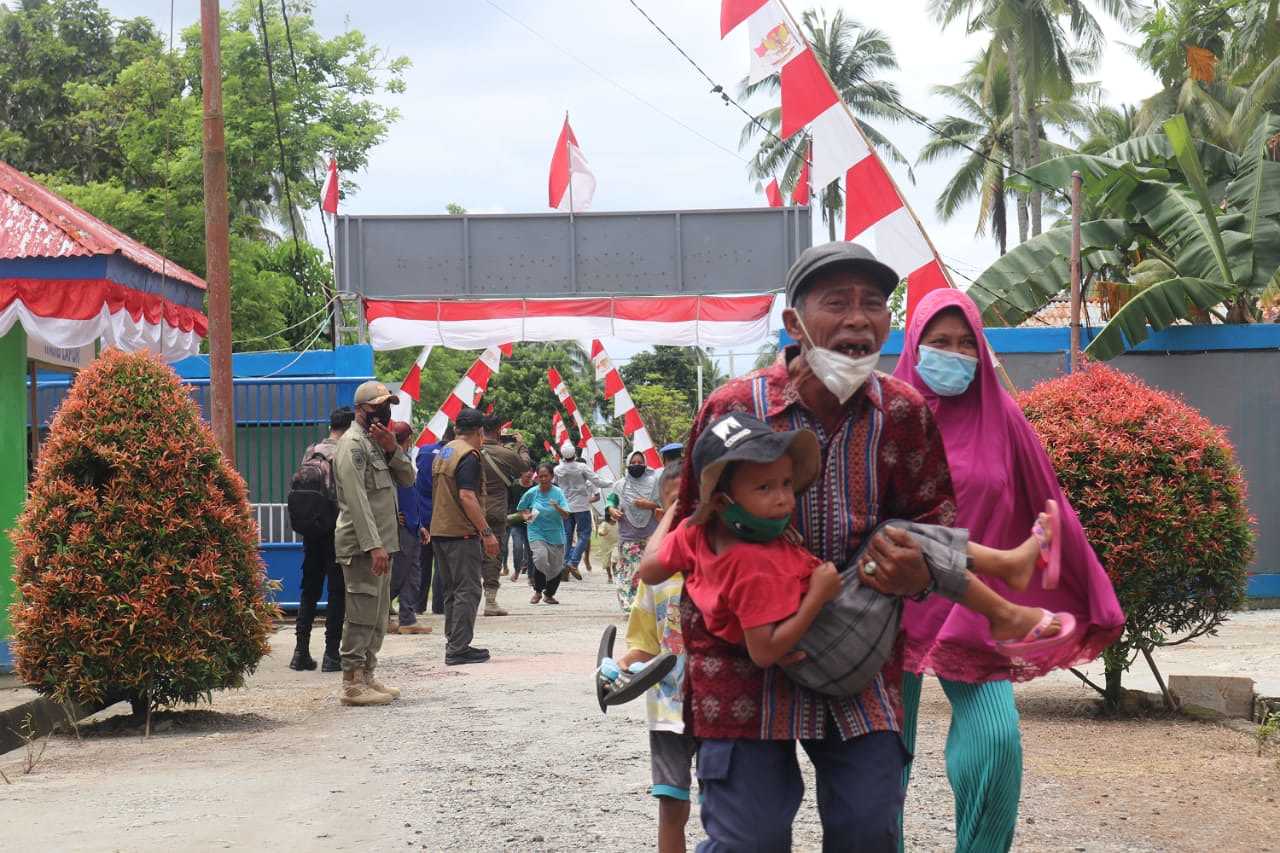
[2,571,1277,853]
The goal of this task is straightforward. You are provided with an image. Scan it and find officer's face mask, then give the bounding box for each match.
[365,404,392,427]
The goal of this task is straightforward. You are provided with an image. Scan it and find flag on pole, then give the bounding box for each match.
[321,157,339,215]
[792,144,811,205]
[591,340,661,468]
[745,1,803,84]
[548,116,596,212]
[552,412,570,448]
[765,177,783,207]
[721,0,949,322]
[416,345,509,446]
[398,345,432,402]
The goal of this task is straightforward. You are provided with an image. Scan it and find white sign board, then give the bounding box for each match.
[27,334,95,372]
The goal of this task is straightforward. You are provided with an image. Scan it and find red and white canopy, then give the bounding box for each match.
[364,294,778,351]
[0,160,207,362]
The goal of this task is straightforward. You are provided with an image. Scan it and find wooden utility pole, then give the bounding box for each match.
[201,0,235,461]
[1068,170,1083,372]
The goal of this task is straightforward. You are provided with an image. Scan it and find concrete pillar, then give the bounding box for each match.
[0,326,27,669]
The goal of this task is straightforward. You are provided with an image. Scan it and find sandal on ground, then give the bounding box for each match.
[530,592,542,604]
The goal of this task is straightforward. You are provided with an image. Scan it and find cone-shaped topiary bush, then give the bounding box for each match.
[1019,364,1253,706]
[10,348,277,711]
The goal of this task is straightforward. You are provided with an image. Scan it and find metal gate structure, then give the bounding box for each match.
[335,207,812,300]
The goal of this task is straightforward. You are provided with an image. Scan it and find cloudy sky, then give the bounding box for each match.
[101,0,1160,370]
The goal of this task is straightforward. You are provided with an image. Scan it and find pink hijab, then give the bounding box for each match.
[894,289,1124,682]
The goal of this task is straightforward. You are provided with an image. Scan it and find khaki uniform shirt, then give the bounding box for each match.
[333,421,415,559]
[480,440,531,524]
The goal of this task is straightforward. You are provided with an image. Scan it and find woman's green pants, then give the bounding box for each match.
[900,672,1023,853]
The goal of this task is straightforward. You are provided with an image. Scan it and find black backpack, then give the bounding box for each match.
[287,446,338,538]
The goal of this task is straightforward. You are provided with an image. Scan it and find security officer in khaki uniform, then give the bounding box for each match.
[479,415,531,616]
[430,407,500,665]
[333,381,416,706]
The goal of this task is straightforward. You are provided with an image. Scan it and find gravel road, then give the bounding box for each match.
[1,571,1276,852]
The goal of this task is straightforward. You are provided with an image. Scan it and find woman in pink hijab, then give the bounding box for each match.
[893,289,1123,852]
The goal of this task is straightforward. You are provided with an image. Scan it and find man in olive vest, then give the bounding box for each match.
[333,381,416,706]
[430,407,500,665]
[479,415,531,616]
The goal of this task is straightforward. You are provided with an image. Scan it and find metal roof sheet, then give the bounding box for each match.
[0,160,205,291]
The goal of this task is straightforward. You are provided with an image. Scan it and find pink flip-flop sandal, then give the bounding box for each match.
[1032,499,1063,590]
[995,609,1077,657]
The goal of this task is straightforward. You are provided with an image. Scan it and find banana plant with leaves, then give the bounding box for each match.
[967,112,1280,359]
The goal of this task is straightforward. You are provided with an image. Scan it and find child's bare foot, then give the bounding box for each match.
[994,535,1041,591]
[989,603,1062,642]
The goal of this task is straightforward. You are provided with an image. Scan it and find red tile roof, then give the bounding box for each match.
[0,160,205,290]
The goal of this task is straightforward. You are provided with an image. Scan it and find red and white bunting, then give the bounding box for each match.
[364,294,776,351]
[721,0,949,321]
[552,412,570,448]
[415,345,508,447]
[590,339,661,469]
[398,344,432,402]
[547,367,613,477]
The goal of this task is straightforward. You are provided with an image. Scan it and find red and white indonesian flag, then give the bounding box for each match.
[415,344,512,447]
[592,340,661,469]
[322,157,339,215]
[552,412,570,448]
[548,117,596,213]
[721,0,949,321]
[765,177,783,207]
[398,345,432,402]
[364,294,777,351]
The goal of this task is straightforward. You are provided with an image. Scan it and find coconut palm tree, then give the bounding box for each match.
[930,0,1139,240]
[918,42,1089,255]
[1131,0,1280,151]
[1073,103,1140,154]
[737,9,914,241]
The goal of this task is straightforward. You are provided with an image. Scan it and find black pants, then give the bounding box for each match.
[299,530,345,657]
[531,568,562,598]
[416,539,433,613]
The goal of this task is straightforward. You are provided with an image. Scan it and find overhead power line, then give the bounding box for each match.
[623,0,1071,205]
[479,0,750,164]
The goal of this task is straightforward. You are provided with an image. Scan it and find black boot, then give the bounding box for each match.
[290,637,318,671]
[289,602,318,671]
[321,652,342,672]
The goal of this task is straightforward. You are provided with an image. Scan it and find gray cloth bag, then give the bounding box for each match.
[782,520,971,698]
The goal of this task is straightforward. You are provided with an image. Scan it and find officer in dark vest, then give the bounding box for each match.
[430,408,499,665]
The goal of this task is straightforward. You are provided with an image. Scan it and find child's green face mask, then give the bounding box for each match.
[717,498,790,543]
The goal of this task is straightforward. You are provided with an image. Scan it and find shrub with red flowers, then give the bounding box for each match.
[1020,364,1253,705]
[9,349,277,712]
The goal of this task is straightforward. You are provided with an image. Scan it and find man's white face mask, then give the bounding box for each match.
[792,312,880,404]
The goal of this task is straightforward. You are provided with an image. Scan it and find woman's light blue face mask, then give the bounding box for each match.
[916,344,978,396]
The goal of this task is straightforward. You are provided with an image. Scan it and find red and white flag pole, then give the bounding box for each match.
[590,340,662,469]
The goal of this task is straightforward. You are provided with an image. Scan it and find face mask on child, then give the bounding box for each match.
[792,314,880,404]
[627,464,647,479]
[717,498,790,543]
[916,345,978,397]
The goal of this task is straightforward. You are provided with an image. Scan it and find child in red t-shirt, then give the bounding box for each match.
[638,413,1075,681]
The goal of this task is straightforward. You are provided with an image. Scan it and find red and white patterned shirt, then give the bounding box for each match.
[674,348,956,741]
